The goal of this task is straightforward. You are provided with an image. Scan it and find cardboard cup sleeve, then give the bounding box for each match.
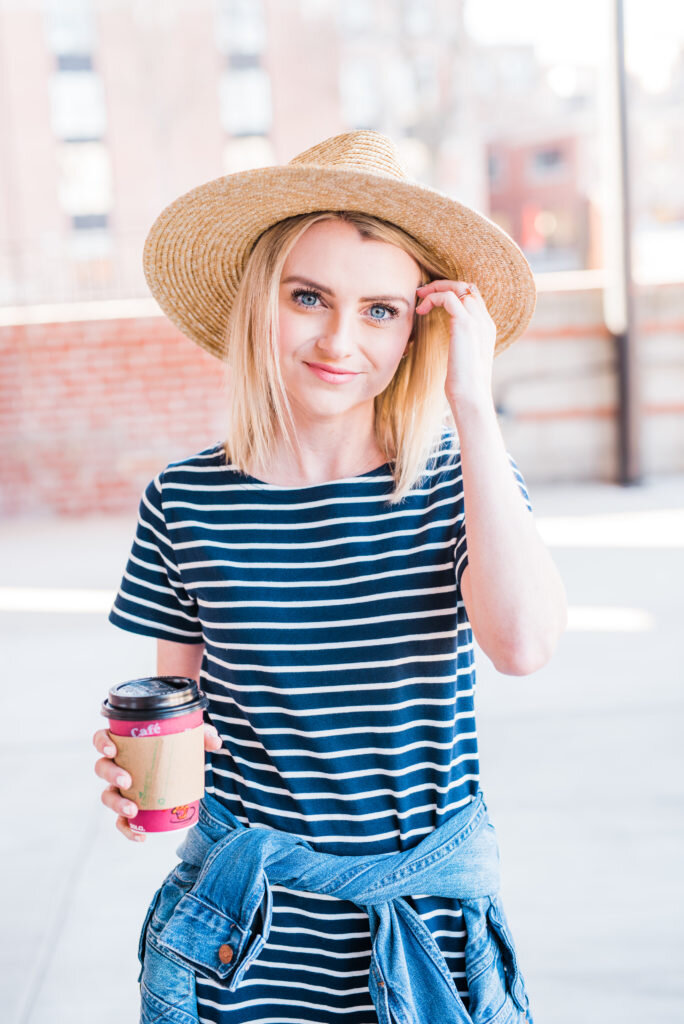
[108,724,205,809]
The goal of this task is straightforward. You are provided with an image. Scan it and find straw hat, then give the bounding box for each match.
[142,130,536,360]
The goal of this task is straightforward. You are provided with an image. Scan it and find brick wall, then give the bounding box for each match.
[2,281,683,517]
[1,314,226,516]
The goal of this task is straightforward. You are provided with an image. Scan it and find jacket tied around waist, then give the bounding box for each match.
[136,790,533,1024]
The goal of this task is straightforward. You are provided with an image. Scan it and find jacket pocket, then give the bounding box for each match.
[486,897,531,1017]
[140,941,198,1024]
[155,890,251,985]
[137,864,201,1023]
[462,896,533,1024]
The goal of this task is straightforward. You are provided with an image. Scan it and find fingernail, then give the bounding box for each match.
[117,774,130,788]
[124,803,137,817]
[134,834,145,842]
[104,745,115,756]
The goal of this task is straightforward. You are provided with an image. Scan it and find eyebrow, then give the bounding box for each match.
[281,275,412,308]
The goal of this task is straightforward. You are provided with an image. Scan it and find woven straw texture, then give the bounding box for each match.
[142,131,537,361]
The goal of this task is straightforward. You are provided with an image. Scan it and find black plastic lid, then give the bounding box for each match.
[101,676,209,721]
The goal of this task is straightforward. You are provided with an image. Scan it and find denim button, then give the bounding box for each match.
[218,944,233,964]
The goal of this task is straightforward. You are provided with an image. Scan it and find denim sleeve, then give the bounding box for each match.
[108,473,203,644]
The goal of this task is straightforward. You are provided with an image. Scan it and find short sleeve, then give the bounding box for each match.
[507,451,533,514]
[454,451,533,591]
[108,474,204,644]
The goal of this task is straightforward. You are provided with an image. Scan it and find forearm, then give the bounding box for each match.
[451,392,568,674]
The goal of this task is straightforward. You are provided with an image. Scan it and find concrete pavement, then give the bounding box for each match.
[1,475,683,1023]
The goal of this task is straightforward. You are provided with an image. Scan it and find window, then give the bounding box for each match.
[535,149,563,171]
[49,71,106,140]
[57,141,112,216]
[72,213,108,230]
[43,0,95,55]
[488,153,506,185]
[216,0,266,55]
[219,68,271,135]
[227,53,261,70]
[528,146,568,181]
[57,54,93,71]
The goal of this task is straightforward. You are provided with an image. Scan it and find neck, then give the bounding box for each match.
[248,413,388,487]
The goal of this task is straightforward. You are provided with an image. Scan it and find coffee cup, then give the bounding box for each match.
[101,676,209,834]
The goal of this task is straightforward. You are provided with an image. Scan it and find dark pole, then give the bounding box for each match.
[613,0,641,484]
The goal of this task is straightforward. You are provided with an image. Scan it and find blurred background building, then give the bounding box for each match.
[1,0,683,513]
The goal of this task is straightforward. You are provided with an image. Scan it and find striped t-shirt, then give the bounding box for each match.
[109,428,533,1024]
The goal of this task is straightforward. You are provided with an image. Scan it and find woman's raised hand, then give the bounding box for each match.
[415,280,497,408]
[92,724,223,842]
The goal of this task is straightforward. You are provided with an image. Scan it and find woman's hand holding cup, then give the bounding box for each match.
[92,723,223,842]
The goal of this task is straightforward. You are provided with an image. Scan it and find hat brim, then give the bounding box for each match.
[142,165,537,360]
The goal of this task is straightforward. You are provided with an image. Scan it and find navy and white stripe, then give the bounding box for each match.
[110,429,532,1023]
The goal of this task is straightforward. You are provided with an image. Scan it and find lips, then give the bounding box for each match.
[305,362,358,375]
[304,362,360,383]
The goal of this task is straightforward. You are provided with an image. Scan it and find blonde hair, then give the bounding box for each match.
[223,210,454,503]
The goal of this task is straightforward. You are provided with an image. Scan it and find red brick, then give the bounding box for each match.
[0,316,226,515]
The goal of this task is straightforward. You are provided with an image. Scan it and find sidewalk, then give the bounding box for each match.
[1,475,683,1023]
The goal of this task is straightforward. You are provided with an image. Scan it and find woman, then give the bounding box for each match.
[93,130,567,1024]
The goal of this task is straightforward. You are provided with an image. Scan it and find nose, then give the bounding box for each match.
[314,307,355,360]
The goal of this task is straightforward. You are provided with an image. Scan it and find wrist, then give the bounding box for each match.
[447,389,497,425]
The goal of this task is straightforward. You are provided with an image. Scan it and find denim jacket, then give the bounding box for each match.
[137,790,533,1024]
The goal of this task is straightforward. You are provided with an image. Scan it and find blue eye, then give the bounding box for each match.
[368,303,400,322]
[292,288,321,307]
